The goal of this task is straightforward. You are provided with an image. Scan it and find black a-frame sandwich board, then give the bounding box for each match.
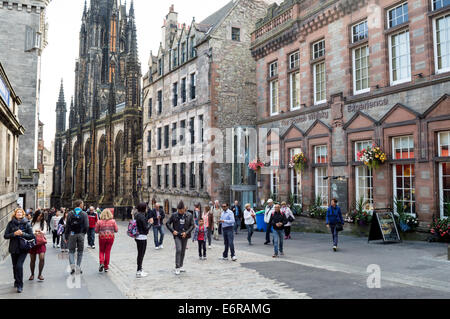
[368,211,402,243]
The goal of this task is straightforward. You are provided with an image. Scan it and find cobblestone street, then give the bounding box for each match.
[1,221,449,299]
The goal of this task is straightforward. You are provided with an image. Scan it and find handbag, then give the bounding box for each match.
[287,215,294,223]
[35,233,47,246]
[335,224,344,232]
[57,224,65,236]
[19,237,36,251]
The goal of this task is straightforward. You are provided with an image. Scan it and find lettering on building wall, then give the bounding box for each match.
[281,111,329,126]
[347,98,388,113]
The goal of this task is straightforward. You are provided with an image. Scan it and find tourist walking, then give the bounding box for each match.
[148,202,165,250]
[202,206,213,249]
[95,209,118,273]
[65,200,89,275]
[212,200,222,241]
[87,206,98,249]
[29,210,48,281]
[326,198,344,252]
[243,204,256,245]
[281,202,295,239]
[219,203,237,261]
[46,208,55,233]
[135,202,151,278]
[231,200,243,234]
[264,199,275,245]
[58,210,69,252]
[3,208,34,293]
[50,210,62,248]
[166,201,194,275]
[193,218,208,260]
[269,204,288,258]
[193,203,201,226]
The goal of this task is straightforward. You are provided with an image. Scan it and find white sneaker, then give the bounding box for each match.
[53,244,56,248]
[140,271,148,277]
[203,256,207,260]
[159,245,163,249]
[231,256,237,261]
[174,268,180,275]
[155,246,160,250]
[56,244,60,248]
[208,245,211,249]
[179,268,186,273]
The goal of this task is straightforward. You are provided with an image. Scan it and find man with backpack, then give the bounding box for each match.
[166,201,194,275]
[269,204,288,258]
[64,200,89,275]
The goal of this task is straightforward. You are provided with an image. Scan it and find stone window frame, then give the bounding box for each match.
[387,1,409,29]
[180,120,186,146]
[172,122,177,147]
[432,0,450,11]
[157,164,162,188]
[157,89,163,114]
[289,51,300,69]
[189,161,196,189]
[181,77,187,104]
[231,27,241,41]
[180,162,186,189]
[289,147,302,205]
[157,127,162,150]
[352,44,371,95]
[388,29,412,86]
[147,165,151,188]
[269,61,278,77]
[199,161,204,190]
[392,135,415,160]
[148,98,152,118]
[164,125,170,149]
[190,72,197,100]
[269,79,279,116]
[147,130,152,153]
[432,12,450,74]
[269,149,280,201]
[311,38,327,105]
[198,115,204,143]
[354,140,374,212]
[172,81,178,107]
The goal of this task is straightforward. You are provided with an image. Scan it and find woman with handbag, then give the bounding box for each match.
[281,202,295,240]
[243,204,256,245]
[3,208,35,293]
[29,210,48,281]
[326,198,344,252]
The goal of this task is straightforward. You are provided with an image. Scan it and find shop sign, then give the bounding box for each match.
[368,212,401,243]
[281,111,329,126]
[0,74,10,108]
[347,98,388,113]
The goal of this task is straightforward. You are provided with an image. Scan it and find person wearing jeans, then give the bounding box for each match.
[219,203,237,261]
[87,207,98,249]
[202,206,213,248]
[4,208,35,293]
[135,203,151,278]
[95,209,118,273]
[243,204,256,245]
[269,204,288,258]
[148,203,165,249]
[231,200,242,235]
[263,199,274,245]
[65,200,89,275]
[166,201,195,275]
[326,198,344,252]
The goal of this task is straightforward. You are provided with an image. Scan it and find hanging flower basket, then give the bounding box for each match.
[289,152,308,173]
[248,159,264,172]
[357,144,386,170]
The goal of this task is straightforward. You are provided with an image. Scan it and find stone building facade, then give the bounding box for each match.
[251,0,450,225]
[37,121,53,209]
[142,1,269,212]
[0,63,25,260]
[51,0,142,216]
[0,0,50,210]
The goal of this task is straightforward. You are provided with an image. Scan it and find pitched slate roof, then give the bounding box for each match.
[199,0,235,31]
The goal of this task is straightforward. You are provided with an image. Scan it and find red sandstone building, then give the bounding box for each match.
[251,0,450,225]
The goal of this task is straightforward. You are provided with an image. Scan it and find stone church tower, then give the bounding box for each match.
[52,0,142,215]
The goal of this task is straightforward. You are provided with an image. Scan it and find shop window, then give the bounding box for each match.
[315,167,328,207]
[270,150,279,200]
[392,135,414,159]
[355,141,374,212]
[290,148,302,205]
[393,164,415,215]
[438,131,450,156]
[439,162,450,218]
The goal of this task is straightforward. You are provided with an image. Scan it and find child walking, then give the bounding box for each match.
[193,218,207,260]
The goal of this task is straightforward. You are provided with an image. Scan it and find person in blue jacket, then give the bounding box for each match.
[326,198,344,252]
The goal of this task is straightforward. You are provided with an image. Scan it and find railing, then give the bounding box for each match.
[254,8,293,39]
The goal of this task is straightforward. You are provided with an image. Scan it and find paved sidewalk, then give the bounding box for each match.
[0,233,124,299]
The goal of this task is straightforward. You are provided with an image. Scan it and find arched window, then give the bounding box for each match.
[98,136,107,195]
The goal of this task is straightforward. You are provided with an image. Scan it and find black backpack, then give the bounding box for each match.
[69,210,83,233]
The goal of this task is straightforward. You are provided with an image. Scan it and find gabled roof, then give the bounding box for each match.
[305,119,332,136]
[343,111,378,130]
[422,94,450,118]
[281,124,305,139]
[378,103,421,124]
[199,0,235,29]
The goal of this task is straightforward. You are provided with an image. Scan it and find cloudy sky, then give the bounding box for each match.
[40,0,236,148]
